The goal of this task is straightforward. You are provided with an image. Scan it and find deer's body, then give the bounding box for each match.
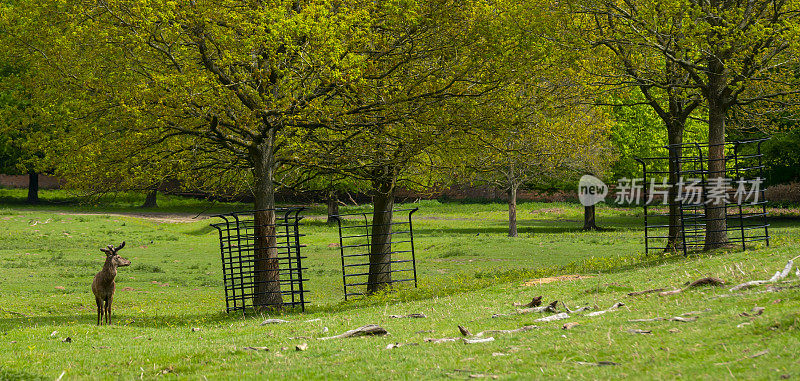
[92,242,130,325]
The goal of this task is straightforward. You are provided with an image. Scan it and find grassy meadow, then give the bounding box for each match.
[0,188,799,379]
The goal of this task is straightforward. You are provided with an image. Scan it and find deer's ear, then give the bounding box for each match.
[100,248,111,254]
[116,241,126,251]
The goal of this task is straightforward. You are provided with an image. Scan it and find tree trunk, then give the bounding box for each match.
[507,185,518,237]
[326,192,340,224]
[583,205,598,231]
[26,171,39,204]
[666,123,684,251]
[704,91,729,250]
[141,188,158,208]
[250,134,283,310]
[367,176,395,294]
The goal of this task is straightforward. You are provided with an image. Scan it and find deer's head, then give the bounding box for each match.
[100,242,131,267]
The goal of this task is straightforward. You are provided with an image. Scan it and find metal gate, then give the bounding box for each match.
[333,208,419,300]
[635,138,770,255]
[210,208,307,312]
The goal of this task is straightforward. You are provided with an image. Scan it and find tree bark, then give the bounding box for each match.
[141,188,158,208]
[326,191,340,224]
[367,175,395,294]
[26,171,39,204]
[250,133,283,310]
[704,74,730,250]
[507,185,518,237]
[583,205,598,231]
[666,123,684,251]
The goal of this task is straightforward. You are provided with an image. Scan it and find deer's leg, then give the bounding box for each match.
[95,297,103,326]
[105,295,113,325]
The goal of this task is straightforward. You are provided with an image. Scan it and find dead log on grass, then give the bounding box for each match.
[463,337,495,344]
[513,295,543,308]
[260,319,290,325]
[669,316,697,322]
[389,313,427,319]
[576,361,619,366]
[517,300,558,314]
[730,260,794,292]
[586,302,624,317]
[424,337,461,343]
[318,324,387,340]
[659,277,726,296]
[534,312,570,322]
[627,288,666,296]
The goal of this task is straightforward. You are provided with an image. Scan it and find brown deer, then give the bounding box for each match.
[92,242,131,325]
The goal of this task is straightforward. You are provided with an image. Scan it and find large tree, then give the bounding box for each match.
[4,0,374,309]
[5,0,511,299]
[572,0,800,250]
[571,1,704,250]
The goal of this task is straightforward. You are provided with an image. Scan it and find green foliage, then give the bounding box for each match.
[761,126,800,185]
[608,102,708,179]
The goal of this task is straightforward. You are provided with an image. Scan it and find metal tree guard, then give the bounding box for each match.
[333,208,419,300]
[636,138,770,256]
[210,208,308,312]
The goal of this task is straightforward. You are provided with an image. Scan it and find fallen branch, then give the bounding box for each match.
[386,342,419,349]
[681,309,711,316]
[730,260,794,291]
[714,350,769,365]
[769,261,794,282]
[458,325,472,337]
[627,288,666,296]
[475,325,538,337]
[424,337,460,344]
[517,300,558,314]
[242,347,269,351]
[660,277,726,296]
[669,316,697,322]
[576,361,619,366]
[586,302,624,317]
[534,312,570,322]
[563,303,592,313]
[513,295,543,307]
[729,280,769,292]
[389,313,427,319]
[626,329,652,334]
[318,324,387,340]
[464,337,495,344]
[0,307,29,317]
[739,306,764,317]
[260,319,289,325]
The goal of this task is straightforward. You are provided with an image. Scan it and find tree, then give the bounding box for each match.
[446,84,612,237]
[7,0,510,299]
[571,1,704,249]
[0,62,63,204]
[572,0,800,249]
[5,0,374,309]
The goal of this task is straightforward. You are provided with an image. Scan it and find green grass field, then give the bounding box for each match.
[1,188,799,379]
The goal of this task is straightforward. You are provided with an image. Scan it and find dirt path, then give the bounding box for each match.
[54,211,211,224]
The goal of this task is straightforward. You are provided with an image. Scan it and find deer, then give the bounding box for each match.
[92,242,131,325]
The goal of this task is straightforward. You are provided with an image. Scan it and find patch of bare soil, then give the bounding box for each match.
[522,274,595,287]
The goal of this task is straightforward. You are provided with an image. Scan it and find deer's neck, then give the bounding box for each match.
[101,258,117,279]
